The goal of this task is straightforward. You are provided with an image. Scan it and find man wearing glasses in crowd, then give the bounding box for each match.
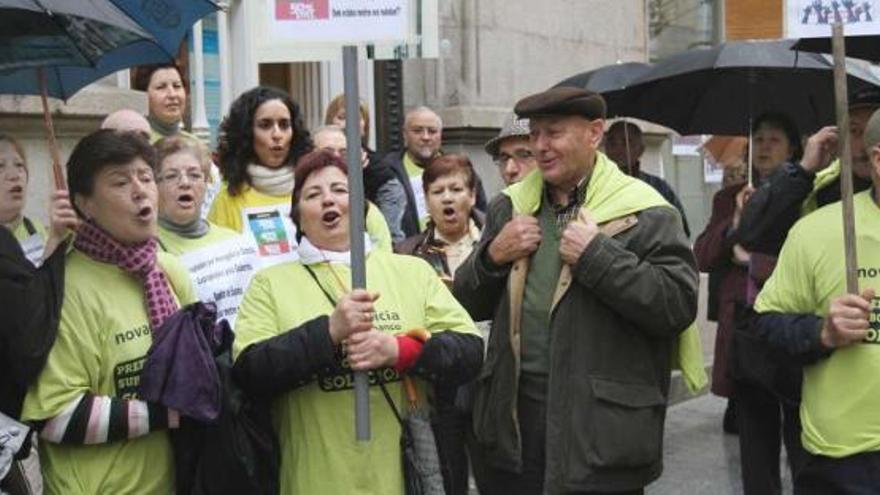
[485,114,538,186]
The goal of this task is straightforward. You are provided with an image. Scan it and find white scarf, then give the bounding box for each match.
[247,163,295,196]
[297,233,373,266]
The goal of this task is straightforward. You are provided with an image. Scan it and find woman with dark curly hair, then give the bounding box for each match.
[209,86,391,269]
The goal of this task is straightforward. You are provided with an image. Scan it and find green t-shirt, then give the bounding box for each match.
[233,250,479,494]
[755,190,880,458]
[21,250,197,495]
[157,221,240,255]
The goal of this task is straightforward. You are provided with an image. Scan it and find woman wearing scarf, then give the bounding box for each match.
[155,136,256,325]
[232,150,483,494]
[133,64,198,144]
[210,87,392,270]
[396,153,483,495]
[21,130,197,495]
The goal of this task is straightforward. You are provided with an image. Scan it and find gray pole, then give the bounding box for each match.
[343,45,371,441]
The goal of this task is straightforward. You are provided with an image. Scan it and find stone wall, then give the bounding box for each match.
[401,0,650,198]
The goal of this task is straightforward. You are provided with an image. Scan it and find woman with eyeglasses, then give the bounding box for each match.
[155,136,255,325]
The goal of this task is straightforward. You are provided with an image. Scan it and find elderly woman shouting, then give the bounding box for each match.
[232,150,483,494]
[21,131,197,494]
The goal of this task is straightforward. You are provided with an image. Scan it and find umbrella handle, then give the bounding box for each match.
[38,69,66,191]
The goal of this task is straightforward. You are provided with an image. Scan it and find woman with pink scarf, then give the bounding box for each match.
[20,130,197,495]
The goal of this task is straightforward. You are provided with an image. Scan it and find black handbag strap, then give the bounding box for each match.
[376,373,405,427]
[302,264,339,307]
[303,264,407,427]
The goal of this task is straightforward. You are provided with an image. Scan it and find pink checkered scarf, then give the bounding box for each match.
[74,220,178,330]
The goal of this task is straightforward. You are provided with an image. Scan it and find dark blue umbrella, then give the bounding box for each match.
[0,0,219,186]
[0,0,219,99]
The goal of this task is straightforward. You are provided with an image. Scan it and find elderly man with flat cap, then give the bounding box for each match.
[750,107,880,493]
[454,87,698,494]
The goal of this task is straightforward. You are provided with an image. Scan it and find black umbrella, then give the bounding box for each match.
[793,34,880,62]
[555,62,653,118]
[617,38,880,136]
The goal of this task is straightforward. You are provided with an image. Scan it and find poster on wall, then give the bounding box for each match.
[786,0,880,38]
[271,0,409,43]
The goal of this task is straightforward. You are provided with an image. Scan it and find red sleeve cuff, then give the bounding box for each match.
[394,335,424,373]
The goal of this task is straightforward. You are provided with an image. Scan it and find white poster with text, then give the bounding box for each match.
[786,1,880,38]
[270,0,409,43]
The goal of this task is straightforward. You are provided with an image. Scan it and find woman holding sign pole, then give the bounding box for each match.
[232,150,483,494]
[209,86,393,271]
[155,136,256,326]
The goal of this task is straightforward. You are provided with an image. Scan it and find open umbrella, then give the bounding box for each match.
[555,61,653,118]
[793,34,880,62]
[0,0,219,187]
[616,38,880,137]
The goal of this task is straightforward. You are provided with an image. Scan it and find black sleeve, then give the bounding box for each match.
[1,233,66,390]
[409,332,484,388]
[737,162,814,255]
[232,316,338,398]
[752,310,832,365]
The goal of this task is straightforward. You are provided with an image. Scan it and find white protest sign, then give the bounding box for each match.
[270,0,409,43]
[786,0,880,38]
[178,236,259,328]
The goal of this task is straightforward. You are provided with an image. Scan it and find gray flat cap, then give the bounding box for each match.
[484,113,530,157]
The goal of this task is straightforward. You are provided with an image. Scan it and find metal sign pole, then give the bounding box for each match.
[342,45,371,441]
[831,23,859,295]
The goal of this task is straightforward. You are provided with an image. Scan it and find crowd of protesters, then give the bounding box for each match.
[0,60,878,495]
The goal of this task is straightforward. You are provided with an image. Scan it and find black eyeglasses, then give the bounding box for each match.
[494,149,534,166]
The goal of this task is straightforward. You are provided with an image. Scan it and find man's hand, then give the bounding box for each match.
[488,215,541,265]
[821,288,875,348]
[328,289,380,344]
[346,330,398,370]
[731,244,751,266]
[559,211,600,266]
[801,126,839,173]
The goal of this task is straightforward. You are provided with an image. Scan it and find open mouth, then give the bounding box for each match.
[442,206,456,220]
[136,205,153,222]
[176,193,195,208]
[321,211,341,228]
[9,185,23,194]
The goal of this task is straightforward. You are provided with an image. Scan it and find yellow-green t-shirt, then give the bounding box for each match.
[21,250,197,495]
[233,250,479,494]
[12,216,48,265]
[755,190,880,458]
[157,221,240,255]
[208,184,392,260]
